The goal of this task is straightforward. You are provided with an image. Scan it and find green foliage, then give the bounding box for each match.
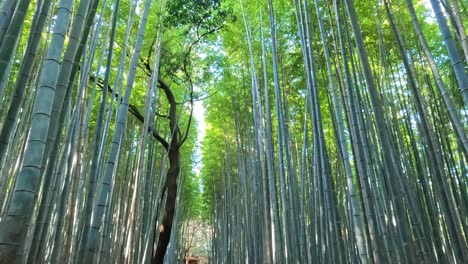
[198,0,466,220]
[165,0,231,31]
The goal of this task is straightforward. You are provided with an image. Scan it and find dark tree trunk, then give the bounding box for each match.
[152,145,180,264]
[150,77,192,263]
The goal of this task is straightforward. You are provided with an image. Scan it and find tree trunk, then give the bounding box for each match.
[152,146,180,264]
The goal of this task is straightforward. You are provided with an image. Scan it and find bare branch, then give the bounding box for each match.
[89,74,170,150]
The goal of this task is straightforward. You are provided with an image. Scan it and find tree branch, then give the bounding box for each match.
[90,75,169,150]
[178,98,193,147]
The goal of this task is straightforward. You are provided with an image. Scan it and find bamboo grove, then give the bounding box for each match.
[200,0,468,263]
[0,0,223,263]
[0,0,466,264]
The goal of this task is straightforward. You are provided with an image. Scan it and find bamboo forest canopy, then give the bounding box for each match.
[0,0,467,263]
